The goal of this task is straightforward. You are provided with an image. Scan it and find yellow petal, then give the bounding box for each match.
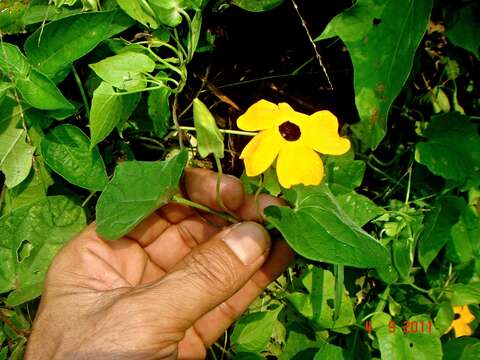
[453,321,473,337]
[302,110,351,155]
[448,305,476,337]
[276,143,324,188]
[278,102,295,113]
[237,99,281,131]
[240,128,282,177]
[459,305,476,323]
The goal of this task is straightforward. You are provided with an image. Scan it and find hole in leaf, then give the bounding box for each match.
[326,299,335,309]
[16,239,33,263]
[409,342,414,348]
[373,18,382,26]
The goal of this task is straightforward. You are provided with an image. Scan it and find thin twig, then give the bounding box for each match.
[71,64,90,118]
[172,95,183,148]
[172,195,238,224]
[290,0,333,89]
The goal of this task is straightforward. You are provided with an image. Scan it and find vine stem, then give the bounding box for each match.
[81,191,97,208]
[177,126,256,136]
[172,95,183,148]
[290,0,333,89]
[172,195,238,224]
[214,155,239,221]
[71,64,90,118]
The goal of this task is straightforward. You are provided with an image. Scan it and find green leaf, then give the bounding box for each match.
[24,10,132,79]
[314,343,347,360]
[234,353,266,360]
[0,196,86,303]
[375,314,442,360]
[317,0,434,149]
[96,150,188,240]
[325,157,366,195]
[287,266,355,332]
[446,2,480,59]
[279,323,319,360]
[89,52,155,91]
[336,191,384,227]
[149,0,183,27]
[0,43,30,76]
[418,196,465,270]
[41,125,108,191]
[392,234,414,280]
[148,86,171,137]
[193,98,224,159]
[450,283,480,305]
[116,92,141,132]
[231,306,283,353]
[446,207,480,263]
[17,68,73,110]
[231,0,284,12]
[415,113,480,182]
[443,337,480,360]
[148,0,200,27]
[265,183,390,268]
[4,161,53,213]
[89,82,123,148]
[115,0,159,28]
[434,302,454,335]
[0,0,27,35]
[188,11,202,56]
[0,98,35,188]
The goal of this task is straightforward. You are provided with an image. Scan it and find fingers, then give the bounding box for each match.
[137,221,271,330]
[236,193,285,222]
[127,168,244,246]
[183,168,245,212]
[190,240,294,346]
[142,216,220,271]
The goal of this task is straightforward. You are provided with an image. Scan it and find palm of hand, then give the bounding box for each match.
[26,169,293,360]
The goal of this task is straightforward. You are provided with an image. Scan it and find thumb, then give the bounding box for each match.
[147,221,271,328]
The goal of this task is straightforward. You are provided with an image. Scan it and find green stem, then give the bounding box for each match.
[71,64,90,118]
[112,85,165,96]
[172,195,238,224]
[172,95,183,148]
[214,156,240,221]
[179,8,194,61]
[404,166,412,205]
[178,126,256,136]
[374,286,390,313]
[147,47,184,79]
[81,191,97,208]
[172,28,188,61]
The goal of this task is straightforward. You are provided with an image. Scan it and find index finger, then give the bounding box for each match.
[183,168,245,212]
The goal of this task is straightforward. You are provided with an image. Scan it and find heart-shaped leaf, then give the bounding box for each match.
[265,183,390,268]
[96,150,188,240]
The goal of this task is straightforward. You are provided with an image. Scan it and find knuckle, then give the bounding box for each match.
[188,248,239,295]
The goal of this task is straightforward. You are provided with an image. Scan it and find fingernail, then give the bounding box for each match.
[222,222,270,265]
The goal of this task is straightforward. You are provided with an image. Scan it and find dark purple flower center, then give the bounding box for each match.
[279,121,301,141]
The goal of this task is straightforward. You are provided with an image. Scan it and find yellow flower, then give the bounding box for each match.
[446,305,475,337]
[237,99,351,188]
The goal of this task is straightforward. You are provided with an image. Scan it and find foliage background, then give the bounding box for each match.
[0,0,479,358]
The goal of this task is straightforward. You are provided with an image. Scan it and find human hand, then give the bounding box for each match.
[25,168,294,360]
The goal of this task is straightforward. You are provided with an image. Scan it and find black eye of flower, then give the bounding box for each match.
[279,121,301,141]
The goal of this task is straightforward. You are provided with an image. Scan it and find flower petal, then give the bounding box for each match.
[302,110,351,155]
[453,320,473,337]
[276,143,324,188]
[240,128,282,177]
[237,99,281,131]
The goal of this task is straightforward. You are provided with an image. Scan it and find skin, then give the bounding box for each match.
[25,168,294,360]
